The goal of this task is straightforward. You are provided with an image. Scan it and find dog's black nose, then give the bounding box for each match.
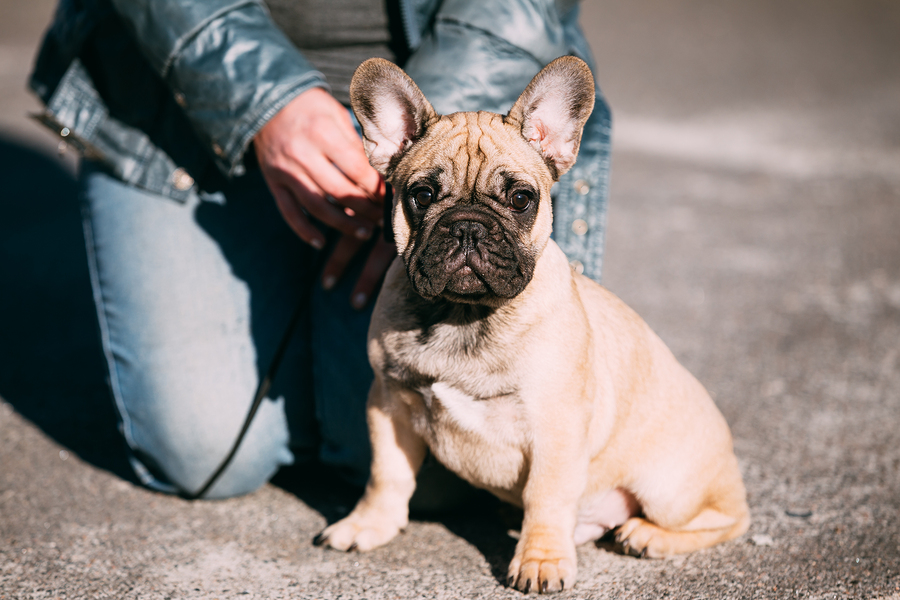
[449,220,487,250]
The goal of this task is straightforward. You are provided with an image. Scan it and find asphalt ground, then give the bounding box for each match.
[2,1,899,598]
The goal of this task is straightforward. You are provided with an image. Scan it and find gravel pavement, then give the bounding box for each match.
[2,1,899,598]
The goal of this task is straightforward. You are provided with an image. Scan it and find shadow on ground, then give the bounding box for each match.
[0,136,134,481]
[272,459,520,585]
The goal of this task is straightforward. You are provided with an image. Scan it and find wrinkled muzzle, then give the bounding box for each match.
[406,208,535,303]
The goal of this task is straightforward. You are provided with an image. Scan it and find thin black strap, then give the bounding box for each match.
[182,253,321,500]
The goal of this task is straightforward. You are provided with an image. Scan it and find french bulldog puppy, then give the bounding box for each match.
[317,56,750,594]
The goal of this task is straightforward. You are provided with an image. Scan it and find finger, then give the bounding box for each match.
[314,109,384,201]
[321,234,365,290]
[349,173,388,225]
[300,150,371,204]
[351,238,397,309]
[339,194,384,224]
[324,136,383,202]
[293,153,383,224]
[271,184,326,249]
[284,170,376,240]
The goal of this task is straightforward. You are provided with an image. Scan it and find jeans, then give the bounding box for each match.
[80,162,375,498]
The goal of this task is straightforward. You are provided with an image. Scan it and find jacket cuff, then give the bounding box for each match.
[164,3,328,176]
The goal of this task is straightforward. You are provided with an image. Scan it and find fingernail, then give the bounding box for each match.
[355,227,371,240]
[322,275,337,290]
[352,292,367,309]
[311,237,325,250]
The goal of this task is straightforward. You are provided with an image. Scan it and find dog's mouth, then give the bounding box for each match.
[406,209,535,303]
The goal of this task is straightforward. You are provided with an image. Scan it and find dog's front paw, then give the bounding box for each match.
[314,512,403,552]
[507,535,577,594]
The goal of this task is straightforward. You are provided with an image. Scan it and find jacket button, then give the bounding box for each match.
[571,219,588,236]
[60,127,70,137]
[172,168,194,191]
[174,91,187,107]
[569,259,584,275]
[212,143,225,157]
[574,180,590,195]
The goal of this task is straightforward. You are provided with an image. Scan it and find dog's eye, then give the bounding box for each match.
[411,188,433,208]
[510,191,532,211]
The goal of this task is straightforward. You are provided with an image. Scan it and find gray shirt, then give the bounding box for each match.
[265,0,396,105]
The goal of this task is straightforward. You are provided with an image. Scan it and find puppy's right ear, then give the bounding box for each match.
[350,58,437,176]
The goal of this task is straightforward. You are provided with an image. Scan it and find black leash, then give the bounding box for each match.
[181,188,394,500]
[184,184,394,500]
[181,251,323,500]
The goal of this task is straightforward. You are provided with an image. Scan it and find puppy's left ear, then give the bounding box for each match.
[350,58,438,175]
[505,56,595,179]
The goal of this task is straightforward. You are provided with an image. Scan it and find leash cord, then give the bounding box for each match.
[182,252,323,500]
[184,184,392,500]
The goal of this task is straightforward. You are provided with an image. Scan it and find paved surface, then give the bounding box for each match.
[2,1,900,598]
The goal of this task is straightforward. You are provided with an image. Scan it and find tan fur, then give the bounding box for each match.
[319,57,749,594]
[388,111,556,266]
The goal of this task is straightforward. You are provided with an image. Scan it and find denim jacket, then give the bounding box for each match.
[30,0,611,281]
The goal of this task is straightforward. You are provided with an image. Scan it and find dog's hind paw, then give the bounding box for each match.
[615,510,748,558]
[614,517,660,558]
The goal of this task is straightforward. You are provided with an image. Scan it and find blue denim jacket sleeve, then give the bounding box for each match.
[402,0,612,281]
[104,0,326,176]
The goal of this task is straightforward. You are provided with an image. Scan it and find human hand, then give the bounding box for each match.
[254,87,383,246]
[322,233,397,309]
[254,87,394,307]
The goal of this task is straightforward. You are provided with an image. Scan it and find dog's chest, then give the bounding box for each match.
[416,380,518,438]
[414,379,528,494]
[381,327,529,493]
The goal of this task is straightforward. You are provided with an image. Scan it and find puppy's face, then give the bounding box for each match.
[351,57,595,305]
[387,113,552,303]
